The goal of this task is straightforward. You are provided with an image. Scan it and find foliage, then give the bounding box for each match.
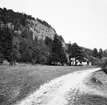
[89,56,101,65]
[0,51,4,64]
[82,48,92,59]
[68,43,84,59]
[0,27,12,61]
[0,7,68,65]
[100,57,107,69]
[37,18,51,28]
[103,50,107,57]
[1,7,106,66]
[19,37,50,64]
[98,48,103,59]
[0,26,21,65]
[0,7,35,24]
[92,48,99,58]
[45,36,53,49]
[51,34,67,65]
[37,39,50,64]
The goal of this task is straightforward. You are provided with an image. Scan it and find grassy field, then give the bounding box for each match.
[68,91,107,105]
[0,64,96,105]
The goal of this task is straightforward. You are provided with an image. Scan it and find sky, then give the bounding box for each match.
[0,0,107,50]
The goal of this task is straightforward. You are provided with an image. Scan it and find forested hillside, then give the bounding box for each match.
[0,7,107,65]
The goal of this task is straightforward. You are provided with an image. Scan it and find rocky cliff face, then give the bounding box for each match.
[0,8,67,49]
[0,9,56,40]
[0,8,98,65]
[26,19,56,40]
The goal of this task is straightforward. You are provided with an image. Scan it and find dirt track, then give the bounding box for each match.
[15,68,107,105]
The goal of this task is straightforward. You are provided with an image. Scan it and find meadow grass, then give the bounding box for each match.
[0,64,95,105]
[68,93,107,105]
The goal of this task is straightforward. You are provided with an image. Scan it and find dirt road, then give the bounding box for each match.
[15,68,107,105]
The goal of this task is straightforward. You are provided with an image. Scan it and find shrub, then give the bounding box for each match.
[89,56,101,65]
[100,57,107,74]
[100,57,107,69]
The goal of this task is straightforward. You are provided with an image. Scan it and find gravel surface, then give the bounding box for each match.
[14,68,105,105]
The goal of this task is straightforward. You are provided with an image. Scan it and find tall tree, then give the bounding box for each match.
[103,50,107,57]
[51,34,67,65]
[37,39,50,64]
[19,38,33,63]
[70,43,83,58]
[68,43,84,65]
[45,36,53,49]
[98,48,103,59]
[92,48,99,58]
[0,27,12,63]
[0,26,21,65]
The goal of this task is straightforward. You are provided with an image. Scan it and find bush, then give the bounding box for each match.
[100,57,107,69]
[89,56,101,65]
[100,57,107,74]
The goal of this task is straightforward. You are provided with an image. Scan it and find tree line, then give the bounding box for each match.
[0,7,107,66]
[0,25,107,66]
[0,25,67,65]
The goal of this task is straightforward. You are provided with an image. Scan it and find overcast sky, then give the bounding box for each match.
[0,0,107,50]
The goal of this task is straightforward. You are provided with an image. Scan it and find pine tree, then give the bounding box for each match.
[92,48,99,58]
[51,34,67,65]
